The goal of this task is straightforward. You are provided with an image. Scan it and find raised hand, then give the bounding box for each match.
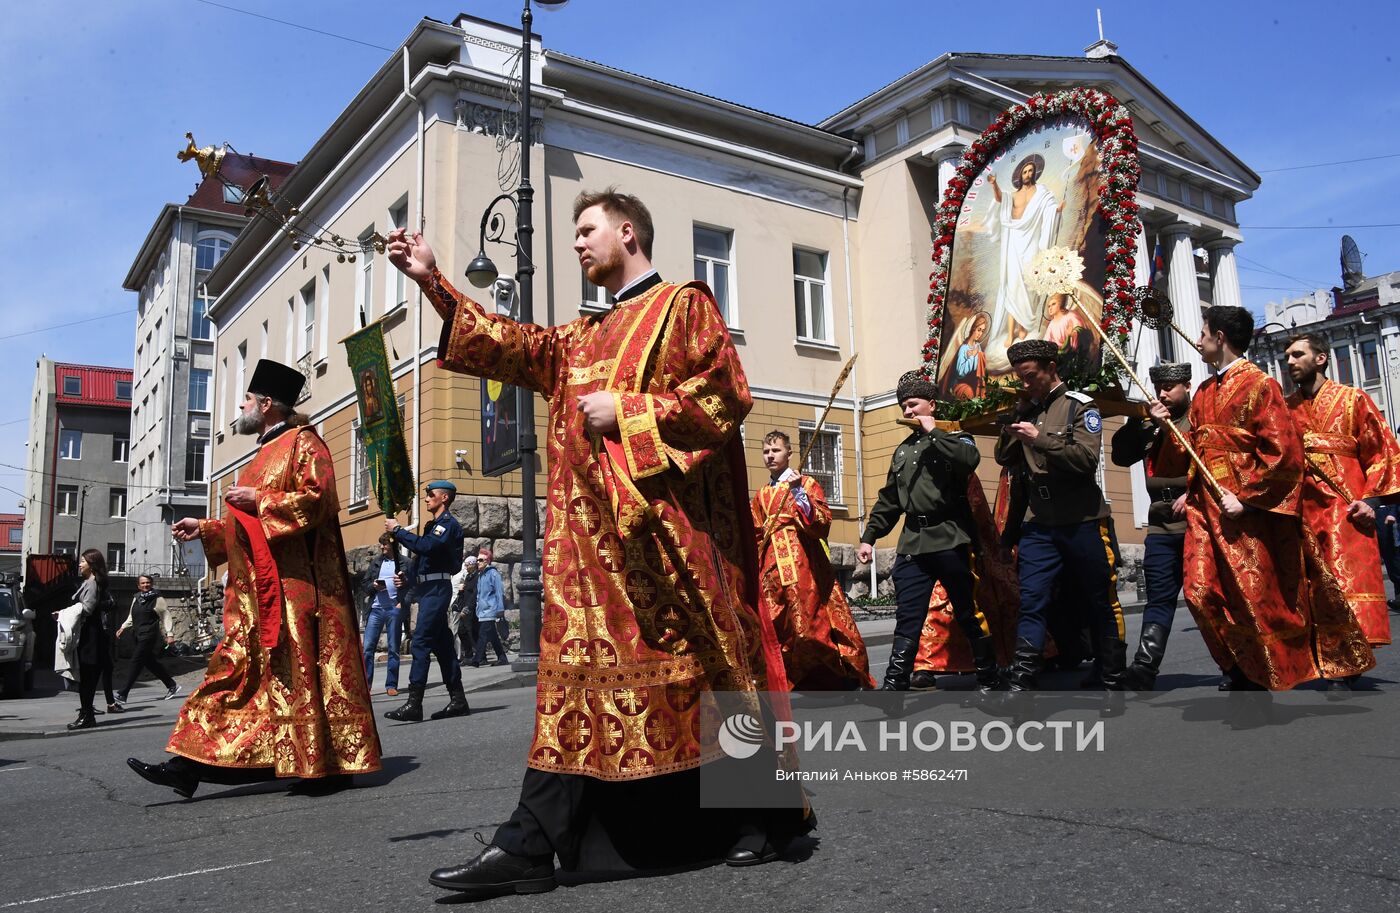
[386,228,437,284]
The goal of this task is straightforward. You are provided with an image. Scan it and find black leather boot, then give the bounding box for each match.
[1124,623,1170,690]
[879,635,918,691]
[1099,638,1129,691]
[1006,638,1043,692]
[384,685,425,722]
[970,635,1005,693]
[431,683,472,720]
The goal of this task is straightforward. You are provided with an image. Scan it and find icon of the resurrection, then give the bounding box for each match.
[936,117,1108,400]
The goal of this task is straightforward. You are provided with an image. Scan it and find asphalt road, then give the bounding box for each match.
[2,612,1399,913]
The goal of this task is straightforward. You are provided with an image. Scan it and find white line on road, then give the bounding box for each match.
[0,767,32,773]
[0,859,274,908]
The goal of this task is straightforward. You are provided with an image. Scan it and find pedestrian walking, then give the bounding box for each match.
[114,574,179,704]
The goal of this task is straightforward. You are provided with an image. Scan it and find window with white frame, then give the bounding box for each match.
[189,368,211,411]
[186,439,208,483]
[109,488,127,518]
[693,225,735,325]
[107,543,126,573]
[793,248,832,343]
[284,298,295,363]
[319,266,331,358]
[798,423,842,504]
[59,429,82,460]
[357,227,376,320]
[300,283,316,358]
[1333,344,1355,386]
[350,418,369,504]
[191,293,213,340]
[581,274,608,311]
[217,357,228,428]
[195,235,231,272]
[112,435,128,463]
[54,541,76,557]
[388,202,408,308]
[57,485,79,515]
[7,528,21,545]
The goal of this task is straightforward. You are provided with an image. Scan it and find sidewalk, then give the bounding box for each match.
[0,653,531,743]
[1,597,1157,741]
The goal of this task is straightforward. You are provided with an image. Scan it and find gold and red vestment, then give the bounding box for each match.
[1183,361,1373,689]
[1287,378,1400,645]
[752,475,874,690]
[428,269,786,781]
[915,477,1019,672]
[168,425,382,777]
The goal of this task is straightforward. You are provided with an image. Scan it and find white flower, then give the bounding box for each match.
[1025,247,1086,296]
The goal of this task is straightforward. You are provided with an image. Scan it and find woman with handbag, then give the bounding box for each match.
[114,574,180,705]
[68,549,121,730]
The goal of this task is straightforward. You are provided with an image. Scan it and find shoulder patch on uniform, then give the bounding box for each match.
[1065,390,1094,404]
[955,433,976,446]
[433,524,446,535]
[1084,410,1102,433]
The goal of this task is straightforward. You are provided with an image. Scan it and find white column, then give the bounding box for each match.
[1127,222,1157,529]
[1129,222,1160,383]
[1206,239,1243,309]
[1163,224,1208,390]
[936,147,965,203]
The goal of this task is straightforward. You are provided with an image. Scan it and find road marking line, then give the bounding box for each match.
[0,859,273,908]
[0,767,32,773]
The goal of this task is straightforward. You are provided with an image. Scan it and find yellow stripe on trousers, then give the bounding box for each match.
[1098,519,1126,641]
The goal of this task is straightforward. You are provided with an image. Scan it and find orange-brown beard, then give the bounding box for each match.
[584,244,623,288]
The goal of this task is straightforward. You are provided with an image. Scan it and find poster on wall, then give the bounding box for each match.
[481,378,521,477]
[922,88,1141,424]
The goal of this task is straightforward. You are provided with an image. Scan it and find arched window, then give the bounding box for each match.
[195,233,233,273]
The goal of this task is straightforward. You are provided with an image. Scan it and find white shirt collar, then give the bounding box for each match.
[614,269,659,301]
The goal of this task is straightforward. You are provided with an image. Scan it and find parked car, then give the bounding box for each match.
[0,584,36,697]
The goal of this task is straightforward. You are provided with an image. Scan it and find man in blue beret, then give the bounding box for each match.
[384,480,469,721]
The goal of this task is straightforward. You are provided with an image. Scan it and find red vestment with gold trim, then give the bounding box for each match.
[1287,378,1400,645]
[915,477,1019,672]
[167,425,382,777]
[752,475,874,690]
[1183,361,1373,689]
[428,269,787,781]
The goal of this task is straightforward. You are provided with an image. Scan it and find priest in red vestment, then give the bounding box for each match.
[127,359,381,799]
[388,189,809,900]
[1181,307,1373,690]
[1284,331,1400,665]
[752,430,873,690]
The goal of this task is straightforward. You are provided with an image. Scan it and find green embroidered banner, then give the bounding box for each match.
[343,323,414,516]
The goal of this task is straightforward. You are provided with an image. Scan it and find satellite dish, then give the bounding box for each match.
[1341,235,1365,291]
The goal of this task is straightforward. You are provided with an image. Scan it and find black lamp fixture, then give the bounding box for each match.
[463,0,571,672]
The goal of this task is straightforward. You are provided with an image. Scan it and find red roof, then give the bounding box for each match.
[53,363,133,410]
[185,152,297,217]
[0,513,21,554]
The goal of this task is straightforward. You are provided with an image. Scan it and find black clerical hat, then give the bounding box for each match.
[247,359,305,405]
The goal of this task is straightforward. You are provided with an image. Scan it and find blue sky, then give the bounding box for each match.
[0,0,1396,511]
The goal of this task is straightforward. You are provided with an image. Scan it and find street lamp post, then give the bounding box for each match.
[464,1,569,672]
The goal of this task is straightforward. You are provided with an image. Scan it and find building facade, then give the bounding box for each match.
[1252,269,1400,425]
[0,513,22,576]
[121,155,294,579]
[198,17,1259,599]
[22,361,133,571]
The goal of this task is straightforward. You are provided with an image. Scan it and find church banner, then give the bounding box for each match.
[343,323,415,516]
[921,88,1141,423]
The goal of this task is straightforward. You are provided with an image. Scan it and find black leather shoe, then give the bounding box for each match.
[428,844,556,898]
[430,686,472,721]
[127,758,198,799]
[725,840,780,867]
[66,712,97,731]
[908,670,938,691]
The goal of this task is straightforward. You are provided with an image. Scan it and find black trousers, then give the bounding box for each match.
[118,633,175,697]
[77,655,115,714]
[492,763,806,872]
[890,546,989,644]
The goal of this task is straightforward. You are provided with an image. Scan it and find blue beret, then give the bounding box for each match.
[425,480,457,494]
